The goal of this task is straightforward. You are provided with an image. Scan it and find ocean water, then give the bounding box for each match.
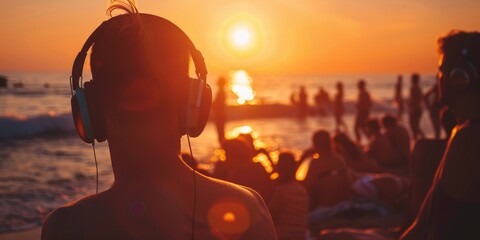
[0,70,437,233]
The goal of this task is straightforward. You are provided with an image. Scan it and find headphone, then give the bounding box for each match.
[446,49,479,86]
[70,14,212,144]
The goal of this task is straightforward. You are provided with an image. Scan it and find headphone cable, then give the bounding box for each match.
[91,142,99,194]
[187,135,197,240]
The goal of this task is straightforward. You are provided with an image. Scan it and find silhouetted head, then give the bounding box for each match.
[312,130,331,152]
[381,114,397,129]
[217,76,227,88]
[88,7,199,140]
[275,152,297,183]
[357,79,366,90]
[437,31,480,106]
[397,75,403,83]
[336,81,343,92]
[333,132,361,161]
[411,73,420,85]
[223,138,252,166]
[365,118,381,136]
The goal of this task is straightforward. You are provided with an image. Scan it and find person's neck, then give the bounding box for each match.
[108,133,190,188]
[449,95,480,124]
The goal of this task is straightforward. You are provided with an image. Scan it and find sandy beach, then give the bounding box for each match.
[0,227,41,240]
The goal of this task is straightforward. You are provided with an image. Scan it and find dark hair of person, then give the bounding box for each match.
[411,73,420,84]
[381,114,397,128]
[366,118,381,134]
[312,130,331,151]
[333,132,361,162]
[275,152,297,183]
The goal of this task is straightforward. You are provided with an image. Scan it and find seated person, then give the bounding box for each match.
[298,130,352,211]
[222,138,275,203]
[333,132,380,173]
[381,114,411,175]
[41,3,276,239]
[268,152,309,240]
[364,118,400,174]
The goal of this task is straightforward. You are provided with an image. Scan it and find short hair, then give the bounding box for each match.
[381,114,397,128]
[411,73,420,84]
[276,152,297,182]
[366,118,381,133]
[90,10,190,114]
[312,130,331,151]
[437,30,480,85]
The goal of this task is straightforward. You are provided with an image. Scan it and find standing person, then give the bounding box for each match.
[212,76,227,145]
[401,31,480,240]
[268,152,309,240]
[408,73,425,140]
[41,3,277,239]
[354,79,372,144]
[423,83,442,139]
[395,75,404,120]
[333,81,347,132]
[298,85,309,118]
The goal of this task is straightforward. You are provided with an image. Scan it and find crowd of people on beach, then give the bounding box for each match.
[188,33,480,239]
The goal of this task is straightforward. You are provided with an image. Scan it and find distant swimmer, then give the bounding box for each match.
[394,74,404,120]
[333,81,347,132]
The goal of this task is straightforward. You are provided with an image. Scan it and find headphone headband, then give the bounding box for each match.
[70,14,208,92]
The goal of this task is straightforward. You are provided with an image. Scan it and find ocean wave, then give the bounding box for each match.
[0,113,75,140]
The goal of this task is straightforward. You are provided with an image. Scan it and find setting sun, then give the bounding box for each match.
[230,26,252,48]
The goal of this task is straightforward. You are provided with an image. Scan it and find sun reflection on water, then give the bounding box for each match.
[229,70,257,105]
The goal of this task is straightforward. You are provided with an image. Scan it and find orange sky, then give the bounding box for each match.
[1,0,479,74]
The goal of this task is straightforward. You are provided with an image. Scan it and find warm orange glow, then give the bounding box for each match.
[223,212,236,222]
[226,125,253,139]
[296,158,311,181]
[230,70,256,105]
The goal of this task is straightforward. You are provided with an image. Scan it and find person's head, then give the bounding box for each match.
[336,81,343,91]
[437,31,480,106]
[358,79,366,90]
[333,132,361,161]
[75,3,211,144]
[365,118,381,136]
[275,152,297,183]
[223,138,252,166]
[411,73,420,85]
[381,114,397,129]
[217,76,227,88]
[312,130,331,152]
[397,75,403,83]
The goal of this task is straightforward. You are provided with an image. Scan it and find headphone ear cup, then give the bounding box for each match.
[189,83,212,137]
[71,88,94,143]
[183,78,212,137]
[84,81,107,142]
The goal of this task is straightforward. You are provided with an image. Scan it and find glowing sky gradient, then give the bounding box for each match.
[1,0,479,74]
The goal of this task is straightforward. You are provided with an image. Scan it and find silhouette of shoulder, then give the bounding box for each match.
[441,122,480,202]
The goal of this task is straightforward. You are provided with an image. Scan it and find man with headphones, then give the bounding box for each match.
[41,2,276,239]
[401,31,480,239]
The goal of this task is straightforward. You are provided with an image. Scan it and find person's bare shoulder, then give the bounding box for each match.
[199,175,277,239]
[441,123,480,201]
[41,202,82,239]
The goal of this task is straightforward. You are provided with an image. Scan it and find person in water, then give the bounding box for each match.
[41,2,276,239]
